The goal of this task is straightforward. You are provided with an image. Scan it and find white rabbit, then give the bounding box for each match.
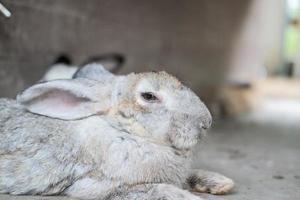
[41,53,125,82]
[41,63,79,81]
[0,64,233,200]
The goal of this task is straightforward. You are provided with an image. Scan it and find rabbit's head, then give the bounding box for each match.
[110,71,212,149]
[17,64,211,150]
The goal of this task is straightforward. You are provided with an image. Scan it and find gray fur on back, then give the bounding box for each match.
[0,99,86,195]
[0,99,191,198]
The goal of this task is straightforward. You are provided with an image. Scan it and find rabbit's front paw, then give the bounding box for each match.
[188,170,234,195]
[151,184,203,200]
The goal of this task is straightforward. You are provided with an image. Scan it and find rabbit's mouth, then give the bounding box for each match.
[168,126,202,149]
[168,129,205,150]
[167,116,206,150]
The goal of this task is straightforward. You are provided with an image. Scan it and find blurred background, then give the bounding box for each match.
[0,0,299,200]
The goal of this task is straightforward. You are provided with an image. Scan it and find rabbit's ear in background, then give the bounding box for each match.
[80,53,125,73]
[72,63,115,81]
[41,54,78,82]
[17,79,110,120]
[41,64,78,81]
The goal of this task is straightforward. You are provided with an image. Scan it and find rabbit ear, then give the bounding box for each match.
[80,53,125,73]
[72,63,115,81]
[17,79,110,120]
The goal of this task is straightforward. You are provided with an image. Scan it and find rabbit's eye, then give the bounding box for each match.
[141,92,159,102]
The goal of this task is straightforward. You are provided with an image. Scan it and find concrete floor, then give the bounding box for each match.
[1,116,299,200]
[194,119,300,200]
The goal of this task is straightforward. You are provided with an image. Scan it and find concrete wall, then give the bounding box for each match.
[0,0,251,99]
[0,0,284,103]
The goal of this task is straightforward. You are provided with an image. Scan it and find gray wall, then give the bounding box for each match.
[0,0,251,99]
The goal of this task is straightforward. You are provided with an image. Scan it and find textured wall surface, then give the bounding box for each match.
[0,0,251,98]
[0,0,284,100]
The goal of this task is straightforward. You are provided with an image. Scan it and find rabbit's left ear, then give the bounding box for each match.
[17,79,110,120]
[73,63,115,81]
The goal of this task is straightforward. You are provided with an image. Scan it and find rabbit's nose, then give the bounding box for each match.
[199,112,212,130]
[200,118,212,130]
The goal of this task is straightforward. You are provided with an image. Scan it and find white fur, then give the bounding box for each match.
[42,64,78,81]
